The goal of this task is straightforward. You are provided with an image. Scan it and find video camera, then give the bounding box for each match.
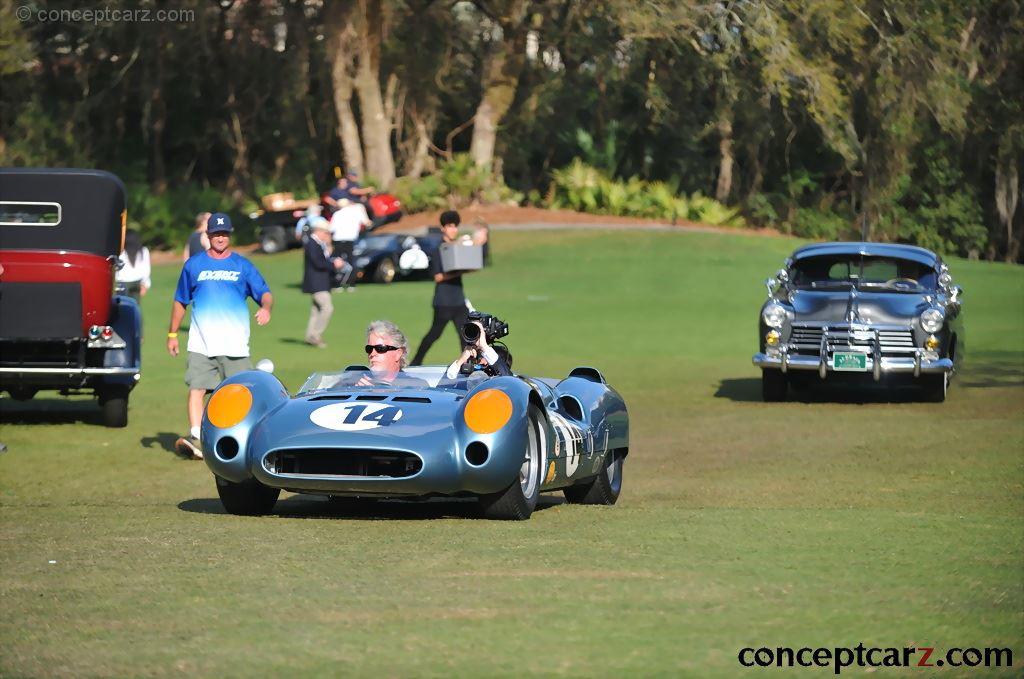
[461,311,509,346]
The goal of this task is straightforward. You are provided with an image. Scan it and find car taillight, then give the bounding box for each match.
[101,326,114,340]
[89,325,102,339]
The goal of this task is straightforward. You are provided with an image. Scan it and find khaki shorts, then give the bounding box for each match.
[185,352,252,391]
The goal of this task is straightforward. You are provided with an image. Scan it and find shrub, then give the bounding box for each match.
[127,183,236,250]
[547,159,744,226]
[391,174,447,213]
[788,207,854,241]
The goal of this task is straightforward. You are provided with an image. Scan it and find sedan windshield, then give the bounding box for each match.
[791,255,936,292]
[356,235,396,251]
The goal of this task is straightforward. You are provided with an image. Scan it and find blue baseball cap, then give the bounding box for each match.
[207,212,233,234]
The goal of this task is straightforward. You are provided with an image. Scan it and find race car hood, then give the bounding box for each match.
[788,289,932,325]
[249,389,464,452]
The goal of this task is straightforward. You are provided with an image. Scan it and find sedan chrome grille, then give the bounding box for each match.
[788,324,916,355]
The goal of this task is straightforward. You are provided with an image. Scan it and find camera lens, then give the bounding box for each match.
[462,323,481,342]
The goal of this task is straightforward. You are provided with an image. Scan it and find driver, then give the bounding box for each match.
[444,320,512,380]
[352,319,428,387]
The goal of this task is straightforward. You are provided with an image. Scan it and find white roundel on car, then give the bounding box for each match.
[310,402,404,431]
[399,247,429,271]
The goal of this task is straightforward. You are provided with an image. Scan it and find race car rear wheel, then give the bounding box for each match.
[215,475,280,516]
[478,404,545,520]
[563,450,623,505]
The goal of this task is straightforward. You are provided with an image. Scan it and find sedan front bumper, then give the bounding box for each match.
[753,351,952,380]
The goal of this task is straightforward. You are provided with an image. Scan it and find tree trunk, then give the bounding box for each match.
[406,106,435,178]
[353,0,395,187]
[325,0,364,177]
[995,152,1020,263]
[715,113,734,202]
[147,23,167,195]
[469,0,530,169]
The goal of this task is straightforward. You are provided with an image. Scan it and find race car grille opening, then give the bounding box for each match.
[265,449,423,478]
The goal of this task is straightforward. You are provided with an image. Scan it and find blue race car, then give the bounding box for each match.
[200,365,629,520]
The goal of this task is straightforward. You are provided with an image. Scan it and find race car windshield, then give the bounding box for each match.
[298,366,485,394]
[791,255,936,292]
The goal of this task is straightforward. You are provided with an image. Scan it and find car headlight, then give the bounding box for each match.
[920,308,945,333]
[762,303,787,329]
[355,256,371,268]
[463,389,513,434]
[207,384,253,428]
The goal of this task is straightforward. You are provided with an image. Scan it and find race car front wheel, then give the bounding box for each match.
[215,476,280,516]
[478,404,545,520]
[563,450,623,505]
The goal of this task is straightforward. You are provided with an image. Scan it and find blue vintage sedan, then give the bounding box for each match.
[752,242,965,402]
[200,365,629,520]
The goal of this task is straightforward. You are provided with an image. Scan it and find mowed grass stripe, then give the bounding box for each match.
[1,229,1021,676]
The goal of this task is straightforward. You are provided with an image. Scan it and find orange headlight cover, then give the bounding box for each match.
[463,389,514,434]
[207,384,253,428]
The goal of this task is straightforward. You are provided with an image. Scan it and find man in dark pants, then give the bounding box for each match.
[410,210,472,365]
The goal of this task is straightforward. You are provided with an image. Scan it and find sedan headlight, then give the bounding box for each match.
[762,303,787,329]
[920,308,945,333]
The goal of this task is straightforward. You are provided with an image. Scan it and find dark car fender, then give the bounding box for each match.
[100,294,142,389]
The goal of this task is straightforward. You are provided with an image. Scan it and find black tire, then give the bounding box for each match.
[215,476,280,515]
[563,450,623,505]
[478,404,545,520]
[8,387,37,401]
[922,372,948,403]
[260,227,287,254]
[762,369,788,402]
[373,257,397,284]
[99,386,129,428]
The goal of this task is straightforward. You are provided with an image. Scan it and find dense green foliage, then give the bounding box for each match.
[1,229,1021,674]
[0,1,1020,260]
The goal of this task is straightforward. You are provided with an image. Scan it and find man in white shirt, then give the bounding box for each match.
[329,199,371,291]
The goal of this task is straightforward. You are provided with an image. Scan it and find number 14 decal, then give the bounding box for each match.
[309,403,404,431]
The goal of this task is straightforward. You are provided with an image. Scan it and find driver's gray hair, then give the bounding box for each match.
[366,319,409,369]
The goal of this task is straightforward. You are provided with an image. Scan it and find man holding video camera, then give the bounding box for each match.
[410,210,474,365]
[444,311,513,379]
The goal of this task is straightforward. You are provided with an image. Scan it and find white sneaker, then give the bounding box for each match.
[175,436,203,460]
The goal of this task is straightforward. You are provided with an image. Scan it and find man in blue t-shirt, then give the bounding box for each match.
[167,213,273,459]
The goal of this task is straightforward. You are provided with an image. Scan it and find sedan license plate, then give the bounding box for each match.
[833,352,867,371]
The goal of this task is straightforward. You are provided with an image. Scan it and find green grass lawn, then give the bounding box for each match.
[1,229,1022,677]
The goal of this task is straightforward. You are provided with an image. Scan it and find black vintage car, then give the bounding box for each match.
[351,232,441,284]
[752,242,964,402]
[0,168,142,426]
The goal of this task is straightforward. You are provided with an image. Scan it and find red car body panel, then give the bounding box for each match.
[0,250,113,335]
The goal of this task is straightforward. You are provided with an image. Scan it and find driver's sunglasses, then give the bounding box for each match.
[365,344,400,355]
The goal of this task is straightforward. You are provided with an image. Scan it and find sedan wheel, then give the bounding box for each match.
[373,257,397,284]
[761,369,788,402]
[922,372,948,403]
[479,405,544,520]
